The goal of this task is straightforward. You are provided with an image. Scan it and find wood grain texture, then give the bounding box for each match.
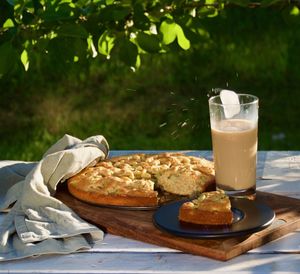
[55,185,300,261]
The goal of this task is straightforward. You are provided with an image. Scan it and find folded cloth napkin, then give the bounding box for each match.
[0,134,109,261]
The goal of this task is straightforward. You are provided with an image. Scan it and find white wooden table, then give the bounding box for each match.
[1,150,300,273]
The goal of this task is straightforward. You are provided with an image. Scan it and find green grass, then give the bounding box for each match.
[1,8,300,161]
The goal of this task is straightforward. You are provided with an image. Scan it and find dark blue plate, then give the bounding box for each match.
[153,198,275,238]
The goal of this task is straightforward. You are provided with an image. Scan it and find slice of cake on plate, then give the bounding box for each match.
[178,190,233,225]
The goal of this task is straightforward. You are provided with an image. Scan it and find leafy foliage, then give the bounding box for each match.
[1,7,300,160]
[0,0,299,78]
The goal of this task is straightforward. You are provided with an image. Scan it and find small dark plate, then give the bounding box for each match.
[153,198,275,238]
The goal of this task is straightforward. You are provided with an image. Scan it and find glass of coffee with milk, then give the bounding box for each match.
[209,90,259,200]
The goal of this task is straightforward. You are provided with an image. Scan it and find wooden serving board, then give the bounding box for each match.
[55,185,300,261]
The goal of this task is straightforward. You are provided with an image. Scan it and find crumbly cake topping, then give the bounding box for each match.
[109,153,214,177]
[68,165,155,197]
[68,153,215,199]
[185,190,231,212]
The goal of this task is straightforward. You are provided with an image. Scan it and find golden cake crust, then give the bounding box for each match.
[67,153,215,207]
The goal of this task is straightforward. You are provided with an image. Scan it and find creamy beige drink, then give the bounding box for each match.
[211,119,257,191]
[209,92,259,199]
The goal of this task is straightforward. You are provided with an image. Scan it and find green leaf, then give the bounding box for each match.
[112,6,131,21]
[290,6,300,15]
[133,3,150,30]
[47,37,74,63]
[0,42,17,77]
[21,49,29,71]
[205,0,217,3]
[160,20,177,45]
[22,10,35,24]
[98,31,115,56]
[116,38,138,67]
[136,32,160,53]
[41,3,75,22]
[175,24,190,50]
[57,24,89,39]
[160,19,190,50]
[197,6,218,17]
[135,54,141,69]
[73,38,87,61]
[282,5,300,24]
[47,36,87,68]
[3,18,14,28]
[87,35,98,58]
[100,5,131,21]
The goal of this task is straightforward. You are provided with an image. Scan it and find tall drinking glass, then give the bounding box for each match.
[208,94,259,199]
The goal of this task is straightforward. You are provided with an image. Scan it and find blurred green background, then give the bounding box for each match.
[1,8,300,161]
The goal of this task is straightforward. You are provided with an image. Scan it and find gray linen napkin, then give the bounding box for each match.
[0,134,109,261]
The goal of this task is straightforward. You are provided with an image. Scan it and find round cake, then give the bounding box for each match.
[67,153,215,207]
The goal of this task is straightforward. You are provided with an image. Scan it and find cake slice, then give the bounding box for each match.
[178,190,233,225]
[155,154,215,196]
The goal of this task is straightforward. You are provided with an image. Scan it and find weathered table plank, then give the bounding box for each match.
[1,252,300,273]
